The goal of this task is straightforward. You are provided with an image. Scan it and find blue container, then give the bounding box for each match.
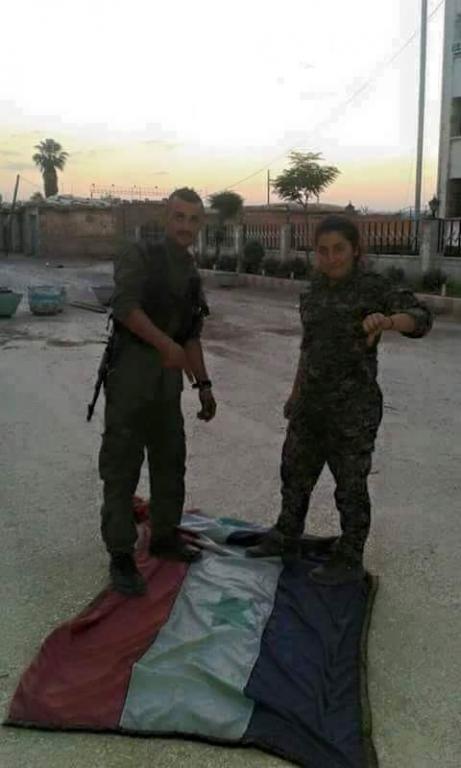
[0,291,23,318]
[57,287,67,313]
[28,285,65,316]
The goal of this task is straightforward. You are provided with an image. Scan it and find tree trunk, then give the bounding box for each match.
[304,205,311,273]
[44,168,58,198]
[215,226,224,261]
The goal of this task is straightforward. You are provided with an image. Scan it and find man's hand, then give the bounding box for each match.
[362,313,393,347]
[197,388,217,422]
[161,340,194,382]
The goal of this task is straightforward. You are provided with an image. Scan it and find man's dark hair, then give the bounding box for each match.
[168,187,203,207]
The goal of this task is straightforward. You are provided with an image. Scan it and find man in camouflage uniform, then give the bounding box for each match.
[100,188,216,596]
[248,217,432,584]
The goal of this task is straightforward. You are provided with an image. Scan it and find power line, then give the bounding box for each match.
[20,176,42,190]
[213,0,445,196]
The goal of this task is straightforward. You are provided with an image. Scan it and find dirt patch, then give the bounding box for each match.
[0,328,45,347]
[205,342,249,362]
[204,320,253,342]
[261,326,300,338]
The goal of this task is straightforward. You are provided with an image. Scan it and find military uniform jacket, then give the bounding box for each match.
[108,238,208,402]
[299,267,432,394]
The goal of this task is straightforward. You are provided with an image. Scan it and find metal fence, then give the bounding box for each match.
[357,220,419,255]
[130,216,422,257]
[205,224,234,249]
[243,223,280,251]
[139,223,164,244]
[438,219,461,257]
[291,223,311,252]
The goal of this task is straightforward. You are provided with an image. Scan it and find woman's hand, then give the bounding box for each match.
[362,313,393,347]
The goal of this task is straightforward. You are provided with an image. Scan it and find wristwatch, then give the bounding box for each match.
[192,379,213,391]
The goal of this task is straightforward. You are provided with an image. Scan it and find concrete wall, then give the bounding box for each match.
[450,137,461,178]
[453,58,461,98]
[362,253,422,277]
[38,207,118,260]
[114,201,165,236]
[438,0,461,216]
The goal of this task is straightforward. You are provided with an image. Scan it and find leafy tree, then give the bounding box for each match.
[32,139,68,198]
[272,151,339,210]
[272,152,340,251]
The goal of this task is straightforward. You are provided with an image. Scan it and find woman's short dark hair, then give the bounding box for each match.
[314,215,362,259]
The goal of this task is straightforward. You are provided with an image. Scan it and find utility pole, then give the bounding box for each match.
[267,170,270,206]
[4,174,20,259]
[415,0,428,220]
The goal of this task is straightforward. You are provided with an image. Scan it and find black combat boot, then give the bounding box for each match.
[110,553,147,596]
[309,551,365,586]
[246,528,301,563]
[149,534,202,563]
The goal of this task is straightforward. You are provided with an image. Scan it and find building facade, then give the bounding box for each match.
[438,0,461,217]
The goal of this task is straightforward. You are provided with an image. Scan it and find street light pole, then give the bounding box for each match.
[415,0,428,220]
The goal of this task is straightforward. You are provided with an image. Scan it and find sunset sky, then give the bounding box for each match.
[0,0,445,210]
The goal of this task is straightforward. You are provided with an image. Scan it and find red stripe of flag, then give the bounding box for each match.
[8,515,188,731]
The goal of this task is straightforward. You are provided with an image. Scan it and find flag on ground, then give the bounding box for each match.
[5,500,378,768]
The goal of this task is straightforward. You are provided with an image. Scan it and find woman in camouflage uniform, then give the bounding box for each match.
[248,216,432,585]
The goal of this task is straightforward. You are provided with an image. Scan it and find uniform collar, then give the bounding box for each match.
[313,263,361,291]
[164,236,190,260]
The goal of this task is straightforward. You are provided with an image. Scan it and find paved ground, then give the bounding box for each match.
[0,256,460,768]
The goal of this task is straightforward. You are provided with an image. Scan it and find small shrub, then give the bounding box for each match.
[422,268,447,293]
[443,245,461,258]
[284,256,310,280]
[274,261,292,278]
[384,266,406,285]
[448,280,461,298]
[242,240,265,274]
[199,253,218,270]
[216,254,237,272]
[261,256,280,276]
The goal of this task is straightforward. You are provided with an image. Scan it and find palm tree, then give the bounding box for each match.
[32,139,69,198]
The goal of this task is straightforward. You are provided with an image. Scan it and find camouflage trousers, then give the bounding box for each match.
[98,344,185,556]
[276,382,383,562]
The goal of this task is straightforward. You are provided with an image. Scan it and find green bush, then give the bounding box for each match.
[261,256,280,276]
[242,240,265,274]
[422,268,447,293]
[274,261,291,278]
[284,256,310,280]
[199,253,218,270]
[443,246,461,258]
[216,254,237,272]
[384,266,406,285]
[448,280,461,297]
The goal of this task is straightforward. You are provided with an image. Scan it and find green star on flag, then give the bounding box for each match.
[202,596,254,629]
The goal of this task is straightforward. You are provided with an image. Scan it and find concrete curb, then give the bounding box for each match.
[199,269,308,294]
[415,292,461,319]
[199,269,461,319]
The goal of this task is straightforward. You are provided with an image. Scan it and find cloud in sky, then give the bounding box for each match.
[298,91,336,102]
[0,161,36,171]
[0,0,444,208]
